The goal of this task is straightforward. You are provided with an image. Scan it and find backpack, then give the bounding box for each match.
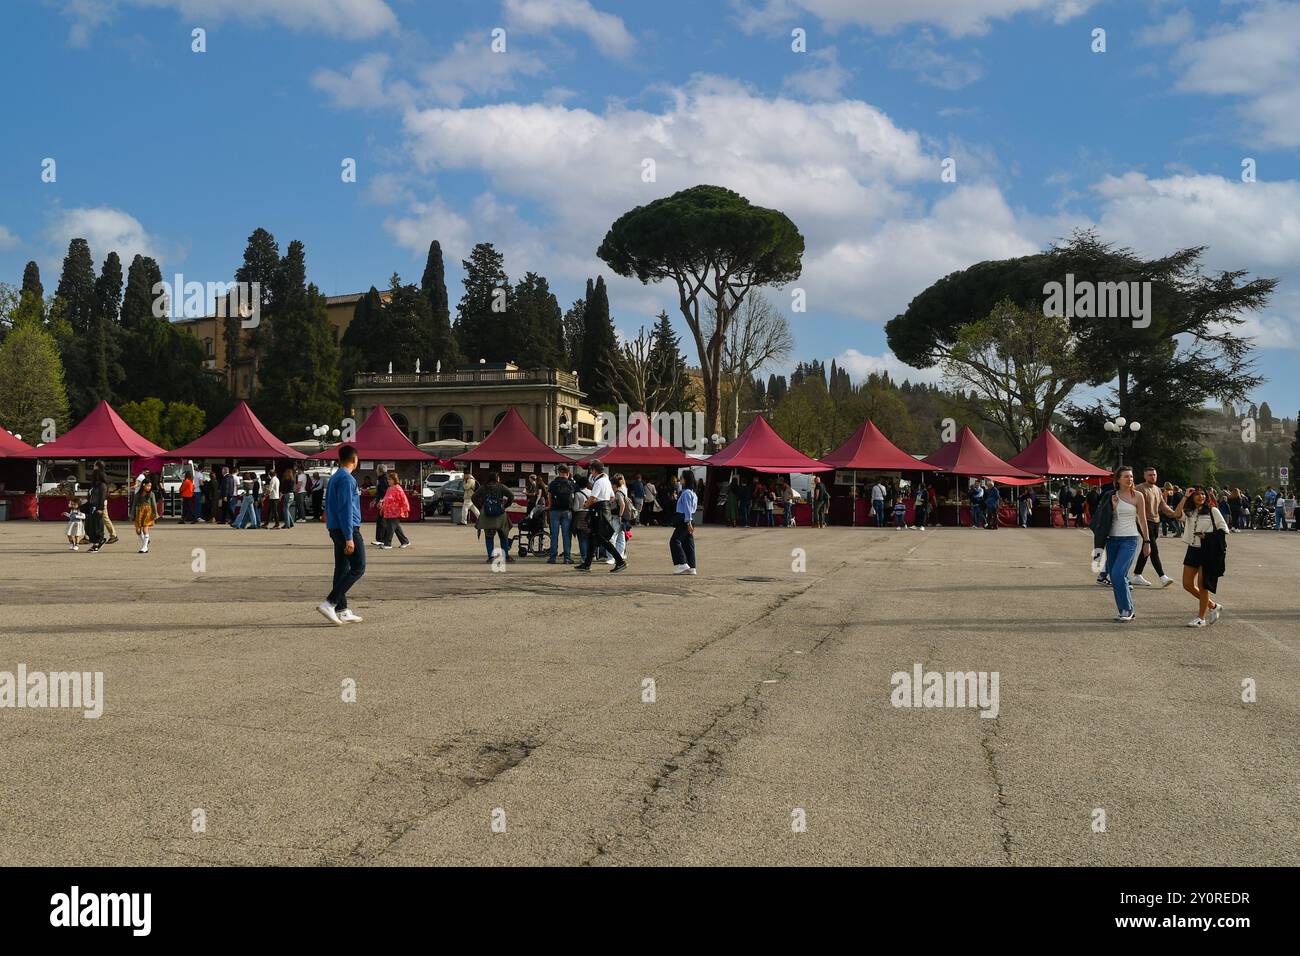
[483,491,507,518]
[550,478,575,511]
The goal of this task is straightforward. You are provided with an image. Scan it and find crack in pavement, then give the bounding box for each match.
[979,718,1014,864]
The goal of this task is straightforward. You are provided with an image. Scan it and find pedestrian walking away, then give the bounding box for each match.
[670,469,698,575]
[318,444,366,626]
[475,472,515,564]
[547,465,576,563]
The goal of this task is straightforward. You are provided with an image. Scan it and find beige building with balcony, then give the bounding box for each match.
[348,363,601,446]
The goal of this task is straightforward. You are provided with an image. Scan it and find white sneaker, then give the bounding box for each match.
[381,545,392,550]
[1187,617,1206,627]
[673,564,692,574]
[338,609,364,623]
[605,557,615,565]
[1207,606,1220,625]
[1159,575,1175,588]
[316,601,343,626]
[685,568,697,575]
[1130,575,1152,587]
[1116,610,1136,622]
[399,543,410,549]
[69,544,77,551]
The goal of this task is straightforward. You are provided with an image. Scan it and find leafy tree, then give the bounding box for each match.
[579,276,618,406]
[231,228,280,392]
[90,251,125,403]
[887,230,1272,473]
[1290,412,1300,482]
[21,261,43,304]
[118,398,165,444]
[120,254,162,330]
[255,283,342,437]
[648,311,691,412]
[0,312,70,439]
[421,240,463,369]
[339,285,385,390]
[382,273,435,369]
[510,272,565,368]
[939,297,1087,451]
[454,242,510,362]
[54,239,97,333]
[122,398,206,447]
[598,184,804,448]
[561,298,585,371]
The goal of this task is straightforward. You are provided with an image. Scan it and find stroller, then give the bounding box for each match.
[515,497,549,557]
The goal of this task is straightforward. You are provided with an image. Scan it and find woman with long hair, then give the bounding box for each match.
[1089,466,1152,622]
[1171,487,1229,627]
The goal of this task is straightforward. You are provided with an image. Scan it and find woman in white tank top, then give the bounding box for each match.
[1102,467,1152,622]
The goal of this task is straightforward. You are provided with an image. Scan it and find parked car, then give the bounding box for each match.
[432,478,465,516]
[422,471,462,503]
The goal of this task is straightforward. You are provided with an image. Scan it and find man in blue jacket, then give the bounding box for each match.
[982,480,1001,529]
[319,445,365,626]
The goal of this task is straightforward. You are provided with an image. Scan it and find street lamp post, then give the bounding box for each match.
[1103,415,1141,467]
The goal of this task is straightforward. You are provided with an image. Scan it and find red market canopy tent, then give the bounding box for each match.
[16,400,166,460]
[821,419,940,473]
[167,401,305,460]
[705,416,830,474]
[578,416,697,468]
[309,405,434,462]
[920,426,1039,480]
[0,428,35,457]
[456,407,570,465]
[1007,428,1111,478]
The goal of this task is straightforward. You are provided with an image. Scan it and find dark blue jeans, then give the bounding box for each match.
[327,527,366,611]
[549,509,572,560]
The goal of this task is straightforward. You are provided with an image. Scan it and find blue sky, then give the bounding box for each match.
[3,0,1299,416]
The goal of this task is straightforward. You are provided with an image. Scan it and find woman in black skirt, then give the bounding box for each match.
[1171,487,1229,627]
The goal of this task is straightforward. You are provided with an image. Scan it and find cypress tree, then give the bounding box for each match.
[257,282,342,436]
[579,275,617,406]
[90,251,124,402]
[454,242,510,363]
[54,239,96,334]
[21,261,43,303]
[648,310,689,411]
[562,298,585,371]
[421,240,462,369]
[120,254,163,330]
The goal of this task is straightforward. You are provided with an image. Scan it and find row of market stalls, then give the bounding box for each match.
[0,397,1111,526]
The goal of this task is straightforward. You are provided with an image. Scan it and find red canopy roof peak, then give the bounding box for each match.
[821,418,940,472]
[456,406,571,464]
[705,416,830,473]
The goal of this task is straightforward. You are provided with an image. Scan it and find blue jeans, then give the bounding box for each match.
[549,509,572,560]
[970,503,982,527]
[1105,536,1140,614]
[873,500,885,526]
[1018,501,1030,527]
[740,501,751,526]
[235,495,259,528]
[327,527,365,611]
[485,528,510,558]
[1276,505,1285,529]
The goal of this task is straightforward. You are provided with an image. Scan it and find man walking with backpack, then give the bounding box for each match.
[475,472,514,564]
[547,465,576,564]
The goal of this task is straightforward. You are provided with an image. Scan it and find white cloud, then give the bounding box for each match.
[890,32,984,89]
[312,53,402,110]
[0,226,19,251]
[735,0,1094,36]
[62,0,397,45]
[417,39,548,107]
[503,0,635,57]
[834,348,944,386]
[1092,172,1300,273]
[1137,9,1194,47]
[782,47,852,99]
[44,207,162,269]
[1171,2,1300,147]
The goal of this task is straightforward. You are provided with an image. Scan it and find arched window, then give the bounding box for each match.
[391,412,413,441]
[438,412,463,442]
[492,410,508,429]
